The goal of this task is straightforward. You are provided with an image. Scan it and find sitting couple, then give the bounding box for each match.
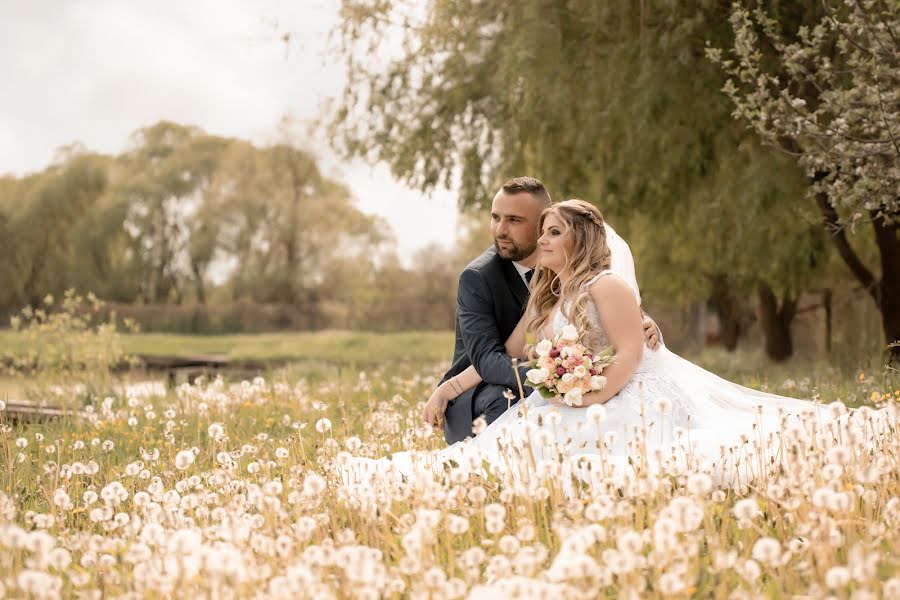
[414,177,884,475]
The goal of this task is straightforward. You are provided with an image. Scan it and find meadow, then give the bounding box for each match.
[1,328,898,598]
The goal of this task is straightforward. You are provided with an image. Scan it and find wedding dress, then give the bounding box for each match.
[341,271,890,487]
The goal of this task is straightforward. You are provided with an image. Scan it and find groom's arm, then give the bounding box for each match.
[457,268,530,390]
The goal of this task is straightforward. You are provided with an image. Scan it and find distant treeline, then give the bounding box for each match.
[0,116,886,362]
[0,121,482,333]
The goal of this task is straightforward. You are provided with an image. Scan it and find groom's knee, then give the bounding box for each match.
[443,388,475,444]
[473,384,516,426]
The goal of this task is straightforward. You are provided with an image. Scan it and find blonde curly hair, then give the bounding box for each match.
[525,199,611,356]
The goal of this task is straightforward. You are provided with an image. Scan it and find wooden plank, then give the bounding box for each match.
[1,400,89,422]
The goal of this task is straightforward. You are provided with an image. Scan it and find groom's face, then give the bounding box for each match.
[490,190,541,262]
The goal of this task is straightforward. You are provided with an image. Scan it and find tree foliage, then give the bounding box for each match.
[710,0,900,356]
[333,0,834,358]
[0,121,468,332]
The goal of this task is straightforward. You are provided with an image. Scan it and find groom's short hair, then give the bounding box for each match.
[501,177,551,206]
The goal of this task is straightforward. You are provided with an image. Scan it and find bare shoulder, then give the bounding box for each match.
[587,274,641,322]
[587,273,635,302]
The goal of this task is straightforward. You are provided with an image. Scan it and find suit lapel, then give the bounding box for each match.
[501,259,530,311]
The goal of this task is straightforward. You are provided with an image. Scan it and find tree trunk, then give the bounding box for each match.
[822,288,832,355]
[709,274,742,351]
[191,259,206,305]
[757,282,796,362]
[872,211,900,362]
[816,192,900,362]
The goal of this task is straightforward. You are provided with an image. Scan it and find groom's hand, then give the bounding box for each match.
[643,317,661,350]
[423,387,451,427]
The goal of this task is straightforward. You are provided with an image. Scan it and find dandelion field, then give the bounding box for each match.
[1,345,899,598]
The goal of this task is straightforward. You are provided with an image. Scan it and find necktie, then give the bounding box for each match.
[525,269,534,284]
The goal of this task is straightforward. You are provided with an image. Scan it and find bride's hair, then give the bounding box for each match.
[525,199,611,356]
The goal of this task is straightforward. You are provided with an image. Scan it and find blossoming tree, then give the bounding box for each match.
[708,0,900,357]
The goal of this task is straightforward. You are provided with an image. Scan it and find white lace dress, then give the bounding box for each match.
[343,271,889,486]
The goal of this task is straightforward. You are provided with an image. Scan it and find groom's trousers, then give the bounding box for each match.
[443,382,518,444]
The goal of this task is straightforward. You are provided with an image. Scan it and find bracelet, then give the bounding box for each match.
[450,376,463,396]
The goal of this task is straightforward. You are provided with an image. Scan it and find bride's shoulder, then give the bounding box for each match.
[583,269,619,289]
[585,271,635,303]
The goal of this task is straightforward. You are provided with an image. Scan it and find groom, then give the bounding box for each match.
[426,177,660,444]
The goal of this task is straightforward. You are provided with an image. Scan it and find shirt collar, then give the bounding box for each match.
[512,261,532,284]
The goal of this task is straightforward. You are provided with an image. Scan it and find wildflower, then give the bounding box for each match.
[303,473,326,496]
[485,518,505,534]
[651,396,672,413]
[498,535,520,554]
[686,473,712,496]
[517,523,536,542]
[447,515,469,535]
[586,404,607,425]
[208,423,225,439]
[738,559,761,583]
[315,418,332,433]
[658,571,687,595]
[751,537,782,565]
[825,566,851,589]
[472,415,487,435]
[275,447,289,459]
[617,529,643,555]
[172,450,194,471]
[733,497,759,520]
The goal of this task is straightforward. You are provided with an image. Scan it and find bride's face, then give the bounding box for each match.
[538,213,572,273]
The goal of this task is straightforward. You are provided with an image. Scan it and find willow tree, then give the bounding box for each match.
[710,0,900,357]
[333,0,828,358]
[1,155,110,311]
[206,140,385,320]
[116,121,230,304]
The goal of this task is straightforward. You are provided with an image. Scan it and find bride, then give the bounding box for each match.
[352,200,888,485]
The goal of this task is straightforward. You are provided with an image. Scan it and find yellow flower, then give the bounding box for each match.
[858,372,865,381]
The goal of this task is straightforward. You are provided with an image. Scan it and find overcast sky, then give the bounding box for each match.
[0,0,459,258]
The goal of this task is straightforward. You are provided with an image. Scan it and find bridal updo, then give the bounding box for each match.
[525,199,611,357]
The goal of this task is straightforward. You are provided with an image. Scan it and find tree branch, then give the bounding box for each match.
[815,190,879,302]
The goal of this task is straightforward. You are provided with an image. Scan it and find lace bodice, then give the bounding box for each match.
[551,270,613,351]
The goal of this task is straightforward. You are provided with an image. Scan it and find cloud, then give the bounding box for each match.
[0,0,459,258]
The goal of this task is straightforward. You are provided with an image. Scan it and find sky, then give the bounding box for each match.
[0,0,460,259]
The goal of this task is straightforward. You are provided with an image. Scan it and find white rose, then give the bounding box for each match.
[561,372,575,384]
[559,324,579,342]
[535,339,553,357]
[526,368,549,385]
[590,375,607,390]
[573,365,588,379]
[564,387,583,406]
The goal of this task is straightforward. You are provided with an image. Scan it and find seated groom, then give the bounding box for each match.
[424,177,659,444]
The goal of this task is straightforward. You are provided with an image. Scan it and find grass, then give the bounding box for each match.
[0,332,896,597]
[0,329,456,366]
[2,328,893,408]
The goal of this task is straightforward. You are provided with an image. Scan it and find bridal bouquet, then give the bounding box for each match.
[525,324,614,407]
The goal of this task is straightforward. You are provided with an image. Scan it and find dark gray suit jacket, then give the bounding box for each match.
[441,246,532,442]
